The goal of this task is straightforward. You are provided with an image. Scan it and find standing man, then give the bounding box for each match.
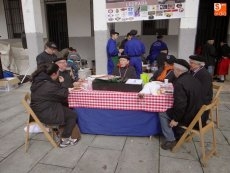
[36,41,58,67]
[147,35,168,65]
[159,59,203,150]
[189,55,213,124]
[106,30,122,74]
[202,38,216,76]
[124,29,145,78]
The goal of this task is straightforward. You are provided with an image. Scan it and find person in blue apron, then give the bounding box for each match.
[124,29,145,78]
[106,30,121,75]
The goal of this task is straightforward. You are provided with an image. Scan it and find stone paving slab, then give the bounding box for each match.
[90,135,126,151]
[115,137,159,173]
[0,140,52,173]
[159,156,203,173]
[0,113,26,138]
[72,147,121,173]
[40,135,95,168]
[0,104,24,122]
[160,140,199,161]
[221,130,230,144]
[30,163,72,173]
[0,126,25,157]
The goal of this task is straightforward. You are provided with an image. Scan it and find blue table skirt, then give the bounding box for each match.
[73,108,161,136]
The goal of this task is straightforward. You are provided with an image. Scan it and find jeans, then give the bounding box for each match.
[159,112,176,141]
[207,65,214,76]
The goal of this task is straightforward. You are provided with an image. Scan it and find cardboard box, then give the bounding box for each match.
[0,77,20,92]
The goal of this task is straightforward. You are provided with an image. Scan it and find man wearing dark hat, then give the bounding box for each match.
[112,55,137,81]
[189,55,213,124]
[106,30,123,75]
[55,57,82,89]
[150,55,176,83]
[124,29,145,78]
[159,59,203,150]
[147,35,168,65]
[36,41,58,67]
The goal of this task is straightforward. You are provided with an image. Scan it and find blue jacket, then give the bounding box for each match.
[124,37,145,57]
[147,40,168,63]
[106,38,119,59]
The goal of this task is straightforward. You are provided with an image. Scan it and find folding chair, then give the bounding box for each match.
[21,92,58,152]
[212,83,222,127]
[172,98,218,167]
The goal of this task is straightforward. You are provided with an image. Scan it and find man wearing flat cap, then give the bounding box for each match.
[36,41,58,67]
[124,29,145,78]
[159,59,203,150]
[55,57,83,89]
[189,55,213,120]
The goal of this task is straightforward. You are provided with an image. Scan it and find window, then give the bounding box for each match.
[142,20,168,35]
[3,0,24,38]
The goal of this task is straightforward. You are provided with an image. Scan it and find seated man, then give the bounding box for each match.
[30,63,81,148]
[159,59,203,150]
[55,57,83,89]
[112,55,137,81]
[189,55,213,124]
[150,55,176,83]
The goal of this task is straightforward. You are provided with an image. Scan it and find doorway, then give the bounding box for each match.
[46,3,69,50]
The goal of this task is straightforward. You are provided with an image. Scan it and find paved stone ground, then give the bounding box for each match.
[0,81,229,173]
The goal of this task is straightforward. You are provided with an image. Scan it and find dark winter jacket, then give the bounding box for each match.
[30,72,69,125]
[166,72,203,126]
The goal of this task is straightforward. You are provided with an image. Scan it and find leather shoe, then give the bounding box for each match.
[161,140,177,150]
[216,79,224,83]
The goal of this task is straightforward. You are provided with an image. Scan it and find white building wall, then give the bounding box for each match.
[67,0,91,37]
[168,19,180,35]
[40,0,48,38]
[0,0,8,39]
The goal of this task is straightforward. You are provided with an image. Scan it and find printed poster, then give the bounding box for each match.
[106,0,186,23]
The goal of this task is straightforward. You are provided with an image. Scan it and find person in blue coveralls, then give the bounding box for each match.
[147,35,168,65]
[106,30,123,75]
[124,29,145,78]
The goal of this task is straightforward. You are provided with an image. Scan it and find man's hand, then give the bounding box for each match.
[59,76,64,83]
[169,119,178,128]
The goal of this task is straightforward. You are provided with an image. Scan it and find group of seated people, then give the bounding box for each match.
[142,54,213,150]
[31,42,85,148]
[32,41,213,150]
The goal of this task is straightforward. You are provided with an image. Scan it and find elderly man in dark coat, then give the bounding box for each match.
[159,59,203,150]
[189,55,213,124]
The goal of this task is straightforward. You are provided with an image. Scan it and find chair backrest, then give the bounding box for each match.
[212,83,222,100]
[21,92,47,127]
[186,98,218,130]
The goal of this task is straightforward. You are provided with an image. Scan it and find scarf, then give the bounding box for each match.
[157,65,174,81]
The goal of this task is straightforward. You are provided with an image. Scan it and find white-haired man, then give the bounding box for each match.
[189,55,213,124]
[159,59,203,150]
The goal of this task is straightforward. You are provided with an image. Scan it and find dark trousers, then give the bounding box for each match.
[61,107,77,138]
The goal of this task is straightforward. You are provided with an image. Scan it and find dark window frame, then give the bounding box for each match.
[142,20,169,35]
[3,0,24,39]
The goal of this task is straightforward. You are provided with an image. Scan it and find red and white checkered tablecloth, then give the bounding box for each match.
[68,90,173,112]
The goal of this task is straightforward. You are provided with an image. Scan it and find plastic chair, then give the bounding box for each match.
[212,83,222,127]
[21,92,58,152]
[172,98,218,167]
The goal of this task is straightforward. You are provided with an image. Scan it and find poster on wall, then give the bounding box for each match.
[106,0,186,23]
